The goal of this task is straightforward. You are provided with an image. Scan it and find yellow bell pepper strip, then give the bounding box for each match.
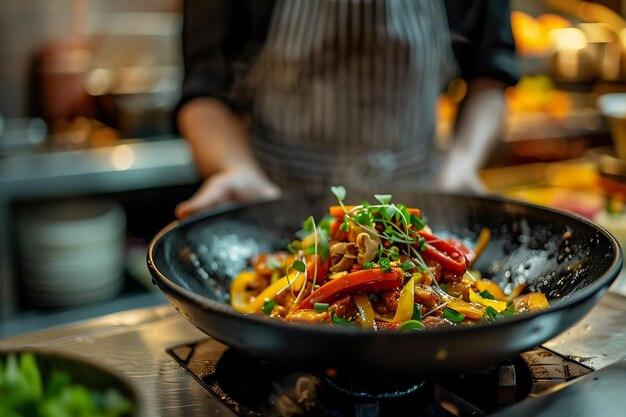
[445,298,486,320]
[233,271,306,313]
[352,293,375,329]
[506,284,527,302]
[439,291,486,320]
[469,289,508,312]
[469,228,491,267]
[230,271,259,312]
[295,267,404,311]
[463,270,478,283]
[513,293,550,313]
[392,276,415,322]
[373,312,396,322]
[475,279,508,302]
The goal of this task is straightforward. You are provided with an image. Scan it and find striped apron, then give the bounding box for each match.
[244,0,455,199]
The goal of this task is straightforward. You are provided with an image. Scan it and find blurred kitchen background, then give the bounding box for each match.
[2,0,626,337]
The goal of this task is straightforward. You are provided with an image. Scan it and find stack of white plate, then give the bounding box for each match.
[17,199,126,308]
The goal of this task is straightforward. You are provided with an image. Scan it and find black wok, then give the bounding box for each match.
[147,193,622,376]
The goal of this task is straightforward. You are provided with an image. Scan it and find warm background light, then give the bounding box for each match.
[110,144,135,170]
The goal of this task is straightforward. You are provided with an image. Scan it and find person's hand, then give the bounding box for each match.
[437,151,486,194]
[175,168,282,219]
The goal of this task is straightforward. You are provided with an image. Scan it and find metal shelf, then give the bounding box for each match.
[0,137,198,318]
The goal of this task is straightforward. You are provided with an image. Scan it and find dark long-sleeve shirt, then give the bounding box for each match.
[179,0,520,114]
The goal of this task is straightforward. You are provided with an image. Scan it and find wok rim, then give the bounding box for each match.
[147,193,623,340]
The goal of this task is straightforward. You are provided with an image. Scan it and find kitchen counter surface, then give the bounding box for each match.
[2,290,626,417]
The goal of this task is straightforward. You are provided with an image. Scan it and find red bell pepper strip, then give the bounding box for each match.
[417,230,468,276]
[295,267,404,311]
[349,279,405,293]
[446,239,474,264]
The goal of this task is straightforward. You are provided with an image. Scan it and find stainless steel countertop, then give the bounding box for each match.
[2,292,626,417]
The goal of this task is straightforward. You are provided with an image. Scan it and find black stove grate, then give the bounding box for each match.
[167,339,592,417]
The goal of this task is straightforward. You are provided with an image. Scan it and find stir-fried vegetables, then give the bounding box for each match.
[230,187,550,330]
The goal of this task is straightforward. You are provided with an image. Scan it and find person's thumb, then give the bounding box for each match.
[174,198,199,219]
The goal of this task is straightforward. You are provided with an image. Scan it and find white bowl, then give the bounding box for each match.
[18,199,126,251]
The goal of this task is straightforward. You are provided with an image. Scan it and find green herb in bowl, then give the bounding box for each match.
[0,351,134,417]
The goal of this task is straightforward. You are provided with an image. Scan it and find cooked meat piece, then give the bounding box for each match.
[286,310,329,323]
[445,280,471,300]
[381,289,400,314]
[331,296,357,319]
[442,271,463,284]
[422,315,455,329]
[425,259,442,282]
[414,284,442,309]
[372,300,389,315]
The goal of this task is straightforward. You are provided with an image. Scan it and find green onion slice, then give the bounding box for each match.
[479,290,495,300]
[261,299,277,315]
[398,320,425,332]
[443,306,466,324]
[314,303,329,313]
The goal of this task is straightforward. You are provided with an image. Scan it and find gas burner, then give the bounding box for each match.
[167,340,592,417]
[323,374,426,400]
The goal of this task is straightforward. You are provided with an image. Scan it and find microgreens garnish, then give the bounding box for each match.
[329,186,439,289]
[292,260,306,273]
[374,194,392,205]
[288,215,325,312]
[331,185,347,203]
[354,211,373,227]
[411,215,426,230]
[339,215,350,232]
